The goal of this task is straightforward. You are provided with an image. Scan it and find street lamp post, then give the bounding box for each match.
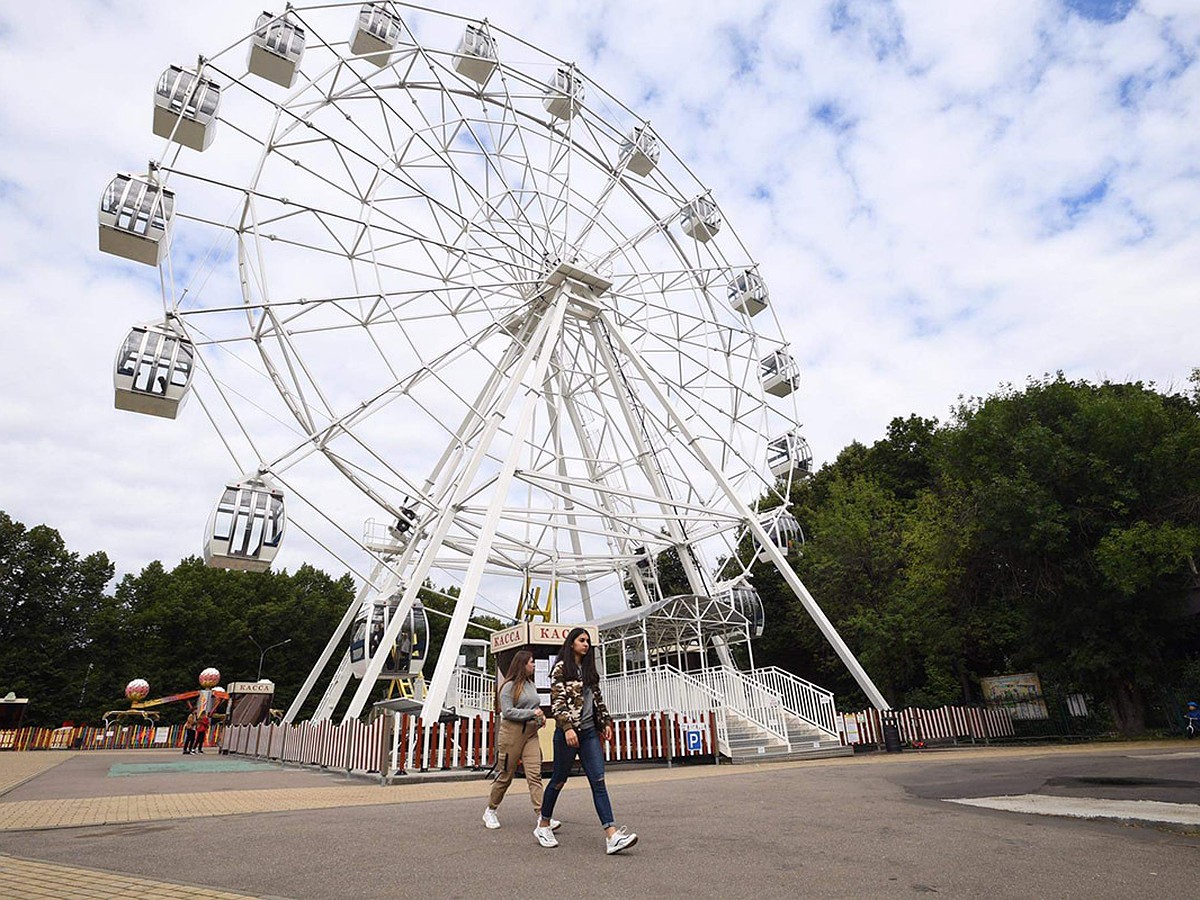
[248,635,293,681]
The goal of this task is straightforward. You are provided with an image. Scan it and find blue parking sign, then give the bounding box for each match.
[685,728,703,752]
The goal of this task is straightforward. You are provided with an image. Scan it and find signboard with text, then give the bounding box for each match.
[227,681,275,695]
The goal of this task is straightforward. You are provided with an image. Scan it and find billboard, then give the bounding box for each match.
[980,673,1050,720]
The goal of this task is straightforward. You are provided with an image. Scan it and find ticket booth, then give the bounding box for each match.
[226,680,275,726]
[490,622,599,765]
[0,692,28,730]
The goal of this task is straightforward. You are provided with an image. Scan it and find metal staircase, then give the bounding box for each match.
[603,663,851,762]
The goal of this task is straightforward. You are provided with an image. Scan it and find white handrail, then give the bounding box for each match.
[749,666,838,736]
[604,665,720,716]
[690,667,790,749]
[603,665,729,756]
[453,668,495,715]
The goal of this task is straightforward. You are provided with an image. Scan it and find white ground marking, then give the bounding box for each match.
[945,794,1200,826]
[1124,751,1200,760]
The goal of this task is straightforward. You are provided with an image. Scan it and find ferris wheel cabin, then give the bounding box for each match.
[350,3,403,67]
[153,66,220,152]
[204,477,286,572]
[758,508,805,555]
[248,11,306,88]
[114,323,194,418]
[544,67,584,120]
[98,174,175,267]
[760,349,800,397]
[681,196,721,242]
[767,429,813,478]
[729,268,769,316]
[453,23,498,85]
[715,581,765,638]
[349,594,429,679]
[621,126,660,177]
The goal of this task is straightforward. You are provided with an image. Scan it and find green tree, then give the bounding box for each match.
[0,513,114,726]
[936,376,1200,732]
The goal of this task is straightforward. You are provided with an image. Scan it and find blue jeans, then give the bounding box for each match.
[540,727,614,828]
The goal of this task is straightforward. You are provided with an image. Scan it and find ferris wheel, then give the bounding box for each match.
[99,3,887,720]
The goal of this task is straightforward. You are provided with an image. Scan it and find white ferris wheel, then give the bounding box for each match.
[99,2,887,722]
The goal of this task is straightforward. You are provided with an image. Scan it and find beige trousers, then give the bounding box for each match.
[488,720,543,811]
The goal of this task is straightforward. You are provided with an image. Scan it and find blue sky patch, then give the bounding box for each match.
[1059,175,1110,219]
[812,100,854,133]
[1063,0,1135,24]
[829,0,907,63]
[721,24,760,79]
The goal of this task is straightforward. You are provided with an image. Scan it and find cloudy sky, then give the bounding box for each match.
[0,0,1196,607]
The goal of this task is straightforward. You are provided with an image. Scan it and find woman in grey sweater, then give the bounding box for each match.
[483,650,558,831]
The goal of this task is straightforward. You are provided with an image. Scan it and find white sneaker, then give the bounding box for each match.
[537,815,562,832]
[533,825,559,848]
[482,807,500,829]
[605,826,638,855]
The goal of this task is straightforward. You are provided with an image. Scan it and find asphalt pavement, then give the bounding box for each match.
[2,742,1198,898]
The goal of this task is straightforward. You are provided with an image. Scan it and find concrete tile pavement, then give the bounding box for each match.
[0,852,259,899]
[0,752,74,797]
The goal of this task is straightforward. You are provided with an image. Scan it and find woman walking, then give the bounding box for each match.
[535,628,637,854]
[483,650,559,832]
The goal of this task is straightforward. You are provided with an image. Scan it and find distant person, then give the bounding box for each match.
[535,628,637,855]
[482,650,558,833]
[182,710,198,755]
[195,711,210,753]
[1186,701,1200,739]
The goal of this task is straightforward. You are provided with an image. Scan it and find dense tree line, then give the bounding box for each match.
[0,518,502,727]
[750,374,1200,733]
[3,375,1197,733]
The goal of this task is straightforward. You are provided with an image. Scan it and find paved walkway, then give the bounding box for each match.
[0,853,258,899]
[0,752,73,797]
[0,742,1195,899]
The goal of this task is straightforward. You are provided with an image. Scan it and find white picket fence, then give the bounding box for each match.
[221,708,716,776]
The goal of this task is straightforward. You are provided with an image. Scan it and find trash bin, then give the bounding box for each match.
[882,719,902,753]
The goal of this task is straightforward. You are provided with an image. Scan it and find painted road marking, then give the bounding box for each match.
[108,760,278,777]
[946,793,1200,826]
[1125,751,1200,760]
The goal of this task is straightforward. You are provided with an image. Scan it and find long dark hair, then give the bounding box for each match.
[499,650,534,708]
[556,627,599,687]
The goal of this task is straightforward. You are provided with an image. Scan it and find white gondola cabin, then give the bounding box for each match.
[350,3,403,67]
[457,639,489,673]
[620,126,660,177]
[760,349,800,398]
[98,174,175,267]
[758,508,805,555]
[716,581,765,638]
[767,429,813,478]
[453,23,497,85]
[729,268,768,316]
[204,476,286,572]
[544,66,584,120]
[114,322,194,418]
[153,66,220,152]
[681,195,721,242]
[248,11,306,87]
[349,594,429,679]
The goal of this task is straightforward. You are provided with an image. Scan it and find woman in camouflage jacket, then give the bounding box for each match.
[534,627,638,855]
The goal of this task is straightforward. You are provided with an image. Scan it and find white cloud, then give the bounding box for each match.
[0,0,1197,618]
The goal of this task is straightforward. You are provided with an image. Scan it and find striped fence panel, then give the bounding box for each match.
[838,705,1015,746]
[2,723,224,752]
